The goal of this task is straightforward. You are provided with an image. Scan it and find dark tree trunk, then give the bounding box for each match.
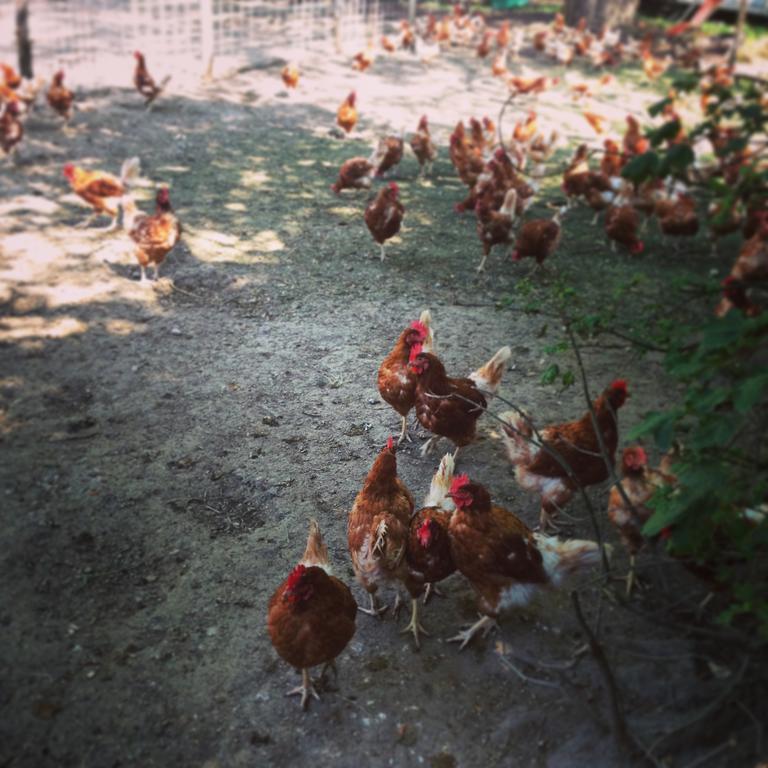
[564,0,640,32]
[16,0,32,78]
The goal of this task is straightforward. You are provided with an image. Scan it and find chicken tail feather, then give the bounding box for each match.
[120,157,141,188]
[534,534,608,586]
[423,453,455,510]
[469,346,511,395]
[419,308,436,354]
[301,518,331,572]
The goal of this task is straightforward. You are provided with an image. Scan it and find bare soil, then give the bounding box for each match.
[1,38,763,768]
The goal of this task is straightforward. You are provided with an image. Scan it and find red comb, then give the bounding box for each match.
[389,182,399,195]
[286,563,306,590]
[386,436,394,451]
[409,319,428,336]
[610,379,628,393]
[449,474,470,495]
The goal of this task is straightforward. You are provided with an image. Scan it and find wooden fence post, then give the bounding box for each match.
[16,0,33,78]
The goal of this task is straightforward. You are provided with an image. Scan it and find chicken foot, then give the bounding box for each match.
[378,243,387,262]
[401,598,430,649]
[358,592,388,618]
[476,253,489,273]
[397,415,412,445]
[447,614,499,651]
[423,582,445,604]
[419,435,441,458]
[287,668,320,710]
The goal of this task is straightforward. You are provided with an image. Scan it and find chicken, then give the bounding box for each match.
[584,173,619,225]
[0,63,21,90]
[477,31,493,59]
[604,204,643,254]
[656,193,699,240]
[623,115,649,157]
[133,51,170,108]
[403,453,458,647]
[281,64,300,89]
[330,157,374,195]
[400,20,415,51]
[409,344,511,458]
[501,379,629,530]
[381,35,396,53]
[336,91,358,134]
[600,138,623,177]
[512,111,538,145]
[348,438,418,617]
[497,21,511,49]
[63,157,140,231]
[369,134,404,178]
[491,50,508,78]
[450,128,486,213]
[607,446,674,593]
[377,310,435,444]
[511,207,564,267]
[123,187,181,282]
[475,188,518,273]
[583,111,608,135]
[730,218,768,283]
[268,520,356,710]
[562,144,592,206]
[416,35,441,65]
[352,50,374,71]
[507,74,559,97]
[410,115,437,177]
[446,475,603,648]
[641,50,668,81]
[46,70,74,122]
[364,182,404,260]
[528,130,559,168]
[715,277,761,318]
[0,101,23,157]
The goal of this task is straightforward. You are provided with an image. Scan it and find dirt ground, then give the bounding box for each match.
[1,29,764,768]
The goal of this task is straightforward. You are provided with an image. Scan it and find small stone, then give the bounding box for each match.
[170,327,182,336]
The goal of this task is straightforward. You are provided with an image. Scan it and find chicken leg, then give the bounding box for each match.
[419,435,441,457]
[401,598,430,649]
[423,582,445,604]
[358,592,388,618]
[379,243,387,261]
[287,668,320,710]
[397,415,412,445]
[447,615,499,650]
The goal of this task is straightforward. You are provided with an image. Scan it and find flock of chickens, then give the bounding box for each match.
[1,53,179,281]
[267,305,686,709]
[3,5,766,713]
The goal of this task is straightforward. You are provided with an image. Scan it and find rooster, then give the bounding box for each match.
[0,101,23,157]
[377,311,435,444]
[133,51,170,109]
[511,207,565,267]
[370,134,404,178]
[409,344,511,458]
[330,157,374,195]
[268,520,356,709]
[475,188,518,273]
[446,475,604,649]
[348,438,418,617]
[403,453,458,647]
[364,182,404,260]
[607,446,674,594]
[63,157,140,231]
[281,64,300,89]
[501,379,629,530]
[410,115,437,177]
[123,187,181,282]
[336,91,358,134]
[46,70,74,123]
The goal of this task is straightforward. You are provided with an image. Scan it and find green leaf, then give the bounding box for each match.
[648,120,683,147]
[627,410,680,451]
[734,374,768,413]
[660,143,695,174]
[648,97,673,118]
[561,370,575,388]
[621,151,660,183]
[540,364,559,385]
